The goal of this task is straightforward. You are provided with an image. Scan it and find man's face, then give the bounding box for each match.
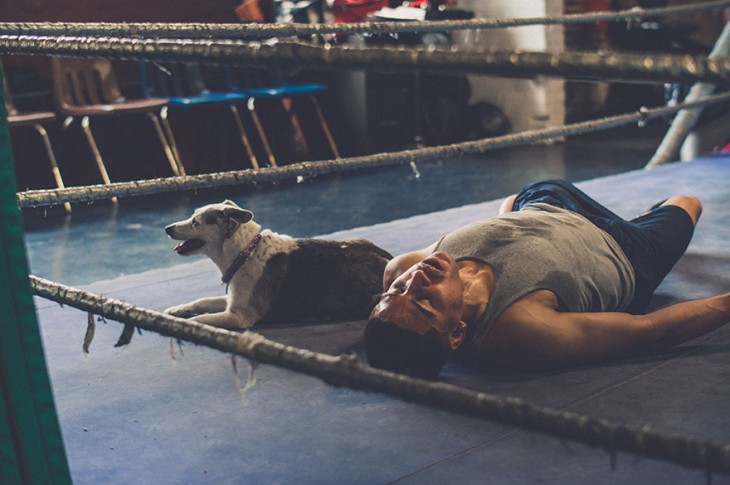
[371,251,464,336]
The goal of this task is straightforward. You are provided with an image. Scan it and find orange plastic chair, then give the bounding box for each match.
[52,58,184,195]
[3,73,71,212]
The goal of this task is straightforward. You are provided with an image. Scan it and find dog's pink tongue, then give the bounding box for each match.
[173,242,184,253]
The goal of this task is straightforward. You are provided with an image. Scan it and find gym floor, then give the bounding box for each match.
[22,126,730,484]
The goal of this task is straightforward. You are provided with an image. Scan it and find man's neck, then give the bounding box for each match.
[457,260,494,327]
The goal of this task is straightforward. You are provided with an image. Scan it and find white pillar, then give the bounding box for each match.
[453,0,565,133]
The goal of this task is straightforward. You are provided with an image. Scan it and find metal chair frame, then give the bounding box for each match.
[140,62,260,170]
[4,74,71,212]
[227,67,341,166]
[52,58,184,198]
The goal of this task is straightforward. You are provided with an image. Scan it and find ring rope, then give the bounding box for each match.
[1,1,729,39]
[17,91,730,209]
[2,35,730,84]
[28,274,730,477]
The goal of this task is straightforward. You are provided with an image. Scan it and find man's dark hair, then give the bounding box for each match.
[364,317,450,380]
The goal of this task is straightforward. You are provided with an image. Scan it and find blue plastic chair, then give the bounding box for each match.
[140,62,261,170]
[226,67,340,166]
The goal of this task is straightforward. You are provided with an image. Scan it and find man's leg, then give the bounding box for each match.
[504,180,702,228]
[509,179,625,224]
[621,196,700,313]
[657,195,702,226]
[498,194,517,214]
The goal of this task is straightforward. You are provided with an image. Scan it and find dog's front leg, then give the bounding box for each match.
[165,296,228,318]
[191,309,256,330]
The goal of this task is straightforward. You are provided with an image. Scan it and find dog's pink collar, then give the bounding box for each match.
[221,233,263,285]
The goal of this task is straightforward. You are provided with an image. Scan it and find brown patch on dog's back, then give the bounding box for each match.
[261,239,391,323]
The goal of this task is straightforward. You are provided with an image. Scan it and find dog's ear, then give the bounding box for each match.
[223,199,241,208]
[222,207,254,224]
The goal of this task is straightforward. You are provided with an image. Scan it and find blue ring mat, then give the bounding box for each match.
[35,153,730,484]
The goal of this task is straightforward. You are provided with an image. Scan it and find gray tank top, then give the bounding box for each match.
[435,203,635,347]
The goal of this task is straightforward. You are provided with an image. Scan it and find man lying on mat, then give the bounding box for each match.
[364,179,730,379]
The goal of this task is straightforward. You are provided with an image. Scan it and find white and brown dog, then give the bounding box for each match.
[164,200,391,330]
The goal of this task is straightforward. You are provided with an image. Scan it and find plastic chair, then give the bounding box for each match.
[226,67,341,166]
[3,73,71,212]
[139,62,260,169]
[52,58,184,197]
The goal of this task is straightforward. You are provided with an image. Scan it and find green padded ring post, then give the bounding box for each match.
[0,61,71,484]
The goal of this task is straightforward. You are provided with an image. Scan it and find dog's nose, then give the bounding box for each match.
[165,225,175,236]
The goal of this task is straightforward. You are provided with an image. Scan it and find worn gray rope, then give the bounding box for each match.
[2,35,730,84]
[17,90,730,209]
[28,274,730,476]
[1,1,729,39]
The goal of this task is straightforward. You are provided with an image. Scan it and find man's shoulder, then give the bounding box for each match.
[480,290,564,366]
[507,288,559,310]
[488,290,560,333]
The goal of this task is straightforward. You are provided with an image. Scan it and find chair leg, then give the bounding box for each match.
[33,124,72,213]
[246,97,277,168]
[80,116,117,204]
[159,107,185,175]
[147,112,185,177]
[310,97,341,159]
[229,105,260,170]
[282,98,310,154]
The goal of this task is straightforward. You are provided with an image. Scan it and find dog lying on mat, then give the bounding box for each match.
[164,200,392,329]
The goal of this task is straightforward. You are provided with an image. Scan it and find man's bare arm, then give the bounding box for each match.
[483,291,730,370]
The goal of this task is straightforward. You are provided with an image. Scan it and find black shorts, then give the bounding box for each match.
[512,179,695,313]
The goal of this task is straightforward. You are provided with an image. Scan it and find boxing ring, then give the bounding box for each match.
[2,3,730,483]
[32,152,730,484]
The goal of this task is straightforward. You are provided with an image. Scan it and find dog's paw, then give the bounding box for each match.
[165,305,197,318]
